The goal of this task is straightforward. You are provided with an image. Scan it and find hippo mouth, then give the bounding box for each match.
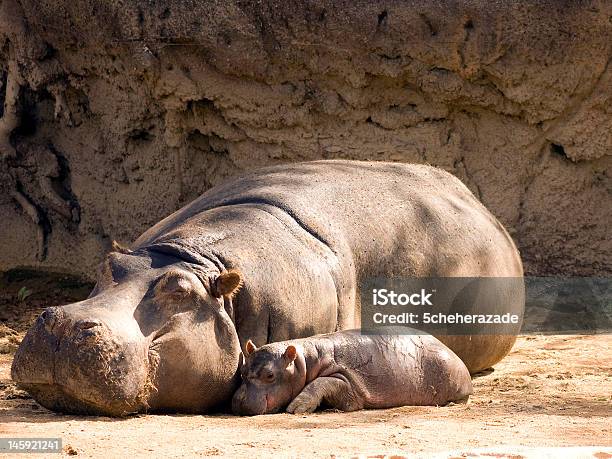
[17,382,145,416]
[16,356,155,417]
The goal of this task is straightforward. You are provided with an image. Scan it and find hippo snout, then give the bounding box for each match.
[12,306,150,416]
[12,307,64,387]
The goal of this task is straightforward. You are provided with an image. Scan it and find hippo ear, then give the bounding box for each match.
[283,345,297,366]
[214,270,243,297]
[245,339,257,356]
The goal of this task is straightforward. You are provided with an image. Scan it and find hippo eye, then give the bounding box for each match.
[154,271,198,303]
[261,371,275,383]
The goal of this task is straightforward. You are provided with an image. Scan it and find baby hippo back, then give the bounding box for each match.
[335,331,473,408]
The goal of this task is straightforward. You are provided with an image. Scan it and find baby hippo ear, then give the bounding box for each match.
[283,345,297,367]
[245,339,257,356]
[214,270,243,297]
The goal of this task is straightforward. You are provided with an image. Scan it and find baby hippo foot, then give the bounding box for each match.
[286,392,320,414]
[286,376,352,414]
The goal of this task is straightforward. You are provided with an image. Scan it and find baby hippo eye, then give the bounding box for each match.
[261,371,275,383]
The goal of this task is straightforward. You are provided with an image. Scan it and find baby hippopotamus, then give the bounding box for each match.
[232,329,473,415]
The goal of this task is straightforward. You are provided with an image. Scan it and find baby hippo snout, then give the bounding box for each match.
[231,383,268,416]
[232,340,302,415]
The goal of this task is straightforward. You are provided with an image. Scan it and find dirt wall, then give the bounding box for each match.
[0,0,610,279]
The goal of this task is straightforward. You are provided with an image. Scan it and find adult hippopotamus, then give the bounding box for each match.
[12,160,524,415]
[232,329,473,415]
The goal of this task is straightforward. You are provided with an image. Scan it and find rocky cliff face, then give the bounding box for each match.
[0,0,610,279]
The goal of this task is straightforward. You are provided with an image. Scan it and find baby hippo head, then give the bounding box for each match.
[232,340,306,415]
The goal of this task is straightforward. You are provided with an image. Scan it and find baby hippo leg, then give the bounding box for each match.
[287,376,361,414]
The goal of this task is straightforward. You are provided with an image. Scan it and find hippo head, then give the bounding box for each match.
[231,340,307,415]
[11,247,243,416]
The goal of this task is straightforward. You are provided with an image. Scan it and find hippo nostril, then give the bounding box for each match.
[76,320,102,330]
[40,307,64,333]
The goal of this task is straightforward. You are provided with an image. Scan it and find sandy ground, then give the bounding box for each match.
[0,272,610,458]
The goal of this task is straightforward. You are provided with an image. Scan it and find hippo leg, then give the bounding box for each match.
[287,376,361,414]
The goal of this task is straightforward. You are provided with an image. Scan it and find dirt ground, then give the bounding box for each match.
[0,271,610,458]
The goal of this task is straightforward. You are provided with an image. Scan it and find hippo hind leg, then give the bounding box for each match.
[286,376,361,414]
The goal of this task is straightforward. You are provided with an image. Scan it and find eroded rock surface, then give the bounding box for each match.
[0,0,610,278]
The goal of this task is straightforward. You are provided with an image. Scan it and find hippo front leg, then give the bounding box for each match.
[286,376,361,414]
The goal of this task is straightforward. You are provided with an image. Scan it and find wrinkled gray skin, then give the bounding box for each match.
[232,329,473,415]
[12,160,523,415]
[11,255,243,415]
